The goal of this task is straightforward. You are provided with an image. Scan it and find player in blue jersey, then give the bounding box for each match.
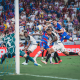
[33,24,52,63]
[52,19,80,42]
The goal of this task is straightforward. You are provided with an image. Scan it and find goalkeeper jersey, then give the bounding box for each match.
[2,33,15,49]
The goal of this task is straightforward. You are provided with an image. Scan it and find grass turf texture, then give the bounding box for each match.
[0,56,80,80]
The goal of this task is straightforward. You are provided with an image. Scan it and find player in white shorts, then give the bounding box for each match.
[41,30,80,64]
[22,31,37,65]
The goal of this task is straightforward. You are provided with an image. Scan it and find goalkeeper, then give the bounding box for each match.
[0,30,41,66]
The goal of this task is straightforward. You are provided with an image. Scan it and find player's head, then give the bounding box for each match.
[53,19,57,26]
[24,31,28,37]
[48,26,53,31]
[46,29,52,35]
[4,29,9,35]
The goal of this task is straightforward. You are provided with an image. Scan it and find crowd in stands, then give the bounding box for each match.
[0,0,80,41]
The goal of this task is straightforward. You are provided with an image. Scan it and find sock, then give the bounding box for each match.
[46,51,48,56]
[69,52,78,55]
[26,52,30,63]
[50,57,52,63]
[53,52,58,63]
[46,54,51,62]
[42,50,44,57]
[27,52,30,55]
[51,52,54,57]
[55,52,60,61]
[26,56,29,63]
[27,55,34,63]
[1,55,5,64]
[34,51,42,60]
[73,38,80,41]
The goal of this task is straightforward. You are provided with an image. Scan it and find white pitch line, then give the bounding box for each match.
[0,72,79,80]
[19,74,78,80]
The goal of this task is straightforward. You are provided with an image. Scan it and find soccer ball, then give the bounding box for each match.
[36,25,43,31]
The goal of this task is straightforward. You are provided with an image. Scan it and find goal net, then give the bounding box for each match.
[0,0,20,75]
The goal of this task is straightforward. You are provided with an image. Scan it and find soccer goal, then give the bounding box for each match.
[0,0,20,75]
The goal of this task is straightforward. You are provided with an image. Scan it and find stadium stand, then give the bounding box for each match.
[0,0,80,45]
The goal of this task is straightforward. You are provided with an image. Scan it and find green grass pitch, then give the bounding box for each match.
[0,56,80,80]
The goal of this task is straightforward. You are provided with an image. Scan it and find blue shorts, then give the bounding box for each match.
[60,35,70,42]
[40,42,49,49]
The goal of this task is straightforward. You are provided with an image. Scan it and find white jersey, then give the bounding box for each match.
[25,35,37,45]
[51,31,66,52]
[51,31,61,45]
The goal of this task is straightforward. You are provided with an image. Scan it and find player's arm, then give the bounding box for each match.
[23,41,31,51]
[43,24,51,30]
[45,21,51,24]
[25,41,31,50]
[55,23,64,33]
[50,36,58,44]
[31,34,43,36]
[55,29,64,33]
[25,41,27,47]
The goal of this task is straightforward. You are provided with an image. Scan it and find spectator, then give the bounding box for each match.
[19,30,25,40]
[20,12,26,21]
[67,21,73,32]
[0,0,80,44]
[32,29,40,40]
[73,17,79,29]
[77,33,80,38]
[72,28,77,38]
[30,12,36,21]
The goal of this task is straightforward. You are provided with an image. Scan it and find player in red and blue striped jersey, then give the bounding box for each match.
[33,24,52,63]
[53,19,80,42]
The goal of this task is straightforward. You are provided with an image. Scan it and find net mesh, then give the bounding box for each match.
[0,33,15,75]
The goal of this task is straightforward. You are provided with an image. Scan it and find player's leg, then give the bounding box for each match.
[63,51,80,56]
[43,50,54,64]
[44,50,48,59]
[0,47,15,64]
[60,43,80,56]
[0,53,7,64]
[69,52,80,56]
[45,50,48,56]
[42,50,44,59]
[55,52,62,63]
[41,43,64,64]
[73,37,80,41]
[50,52,54,64]
[51,52,62,64]
[65,35,80,41]
[53,52,58,64]
[0,52,15,64]
[41,46,55,64]
[20,50,41,66]
[33,42,45,62]
[58,43,69,56]
[22,45,37,64]
[20,50,34,63]
[22,51,30,65]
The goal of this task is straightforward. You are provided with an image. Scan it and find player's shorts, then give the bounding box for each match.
[20,50,25,57]
[4,49,26,58]
[52,42,66,52]
[4,52,15,58]
[4,47,15,58]
[40,42,49,49]
[28,44,37,52]
[60,35,70,42]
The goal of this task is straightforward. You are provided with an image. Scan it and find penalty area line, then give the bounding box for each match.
[0,72,79,80]
[19,74,78,80]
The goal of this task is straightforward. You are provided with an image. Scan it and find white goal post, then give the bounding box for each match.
[15,0,20,74]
